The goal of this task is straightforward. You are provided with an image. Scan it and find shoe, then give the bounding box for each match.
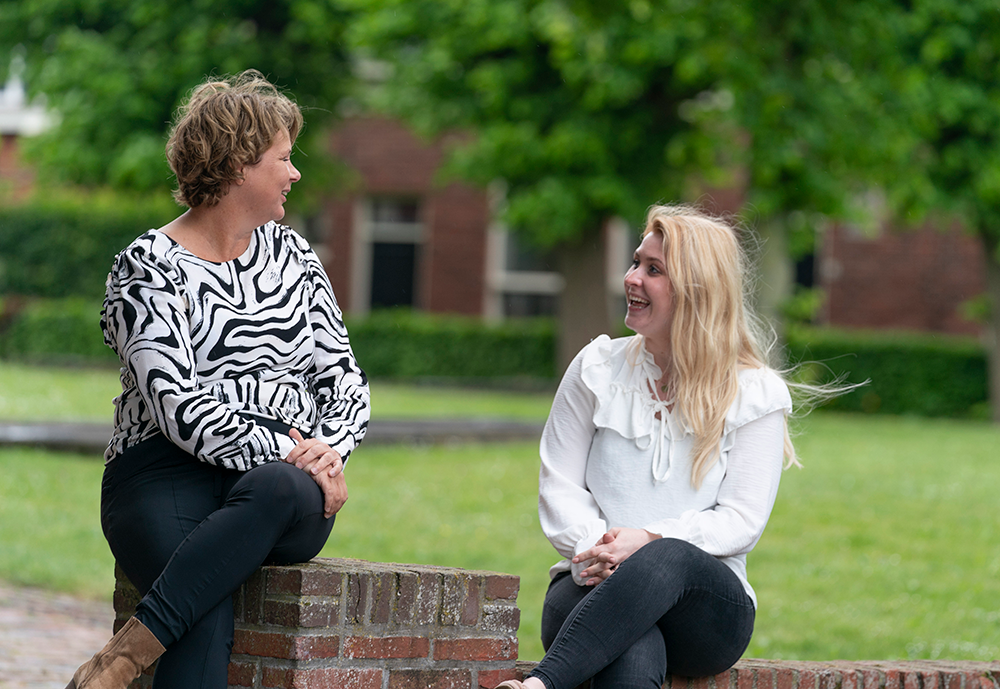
[495,682,527,689]
[66,617,166,689]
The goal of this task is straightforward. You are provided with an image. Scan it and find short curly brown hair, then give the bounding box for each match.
[166,70,303,208]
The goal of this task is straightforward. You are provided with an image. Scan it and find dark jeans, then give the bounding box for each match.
[100,427,335,689]
[533,538,755,689]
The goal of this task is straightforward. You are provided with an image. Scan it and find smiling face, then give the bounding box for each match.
[624,230,674,352]
[236,128,301,224]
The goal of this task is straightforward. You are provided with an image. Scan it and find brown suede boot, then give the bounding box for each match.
[65,617,166,689]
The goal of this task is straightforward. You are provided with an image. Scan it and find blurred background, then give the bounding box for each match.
[0,0,997,667]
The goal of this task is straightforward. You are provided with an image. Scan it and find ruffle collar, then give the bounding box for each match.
[578,335,792,484]
[580,335,681,483]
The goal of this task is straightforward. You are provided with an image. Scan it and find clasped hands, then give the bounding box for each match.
[573,527,661,586]
[283,428,347,518]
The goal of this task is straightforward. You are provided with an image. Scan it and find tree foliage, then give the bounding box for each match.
[346,0,901,248]
[0,0,354,198]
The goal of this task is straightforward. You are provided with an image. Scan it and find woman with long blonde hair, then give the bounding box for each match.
[500,205,800,689]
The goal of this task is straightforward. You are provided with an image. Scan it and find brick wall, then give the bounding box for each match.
[514,659,1000,689]
[324,118,490,316]
[820,224,986,336]
[114,557,520,689]
[114,558,999,689]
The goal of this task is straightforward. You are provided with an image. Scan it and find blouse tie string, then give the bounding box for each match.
[651,398,675,483]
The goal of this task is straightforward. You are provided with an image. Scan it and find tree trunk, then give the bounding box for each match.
[556,232,613,375]
[982,234,1000,423]
[754,218,794,335]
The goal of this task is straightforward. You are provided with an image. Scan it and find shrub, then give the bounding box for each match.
[785,325,989,418]
[0,297,115,364]
[345,310,556,383]
[0,301,557,383]
[0,189,176,299]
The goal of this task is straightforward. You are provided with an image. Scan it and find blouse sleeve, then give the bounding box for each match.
[538,349,609,584]
[301,248,370,462]
[641,409,787,557]
[102,245,286,470]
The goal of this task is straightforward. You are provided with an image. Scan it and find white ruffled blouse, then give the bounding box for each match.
[538,335,792,606]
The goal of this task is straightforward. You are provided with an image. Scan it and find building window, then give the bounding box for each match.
[350,196,424,314]
[485,228,563,319]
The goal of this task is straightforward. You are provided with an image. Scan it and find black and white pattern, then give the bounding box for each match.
[101,222,369,470]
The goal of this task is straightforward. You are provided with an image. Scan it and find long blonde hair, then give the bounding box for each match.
[638,204,797,488]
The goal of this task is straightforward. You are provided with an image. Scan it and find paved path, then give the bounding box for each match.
[0,418,545,455]
[0,417,543,686]
[0,583,112,688]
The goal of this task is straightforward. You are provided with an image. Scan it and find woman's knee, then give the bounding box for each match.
[229,462,323,518]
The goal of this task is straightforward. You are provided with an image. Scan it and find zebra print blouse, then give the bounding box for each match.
[101,221,369,470]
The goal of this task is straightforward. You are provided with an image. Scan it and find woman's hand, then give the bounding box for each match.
[314,470,348,518]
[284,428,343,478]
[283,428,347,518]
[573,527,661,586]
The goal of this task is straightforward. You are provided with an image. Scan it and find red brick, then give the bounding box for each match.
[844,669,861,689]
[481,604,520,635]
[416,571,441,625]
[372,571,396,624]
[344,635,431,659]
[861,668,883,689]
[397,571,419,624]
[717,668,738,689]
[227,659,258,687]
[388,668,473,689]
[347,572,369,623]
[262,599,338,628]
[232,629,339,660]
[434,637,517,662]
[462,576,481,626]
[886,669,902,689]
[737,667,756,689]
[775,667,795,689]
[485,575,520,601]
[478,668,520,688]
[691,677,712,689]
[798,669,818,689]
[263,667,383,689]
[441,574,466,626]
[266,566,343,596]
[820,670,841,689]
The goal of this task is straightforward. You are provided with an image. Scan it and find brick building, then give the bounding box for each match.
[0,74,987,336]
[817,223,986,337]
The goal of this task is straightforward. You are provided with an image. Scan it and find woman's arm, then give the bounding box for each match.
[301,249,370,464]
[538,350,608,584]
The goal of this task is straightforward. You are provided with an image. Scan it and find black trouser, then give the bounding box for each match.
[532,538,756,689]
[100,428,335,689]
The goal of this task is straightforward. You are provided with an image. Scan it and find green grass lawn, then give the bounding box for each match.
[0,361,554,422]
[1,362,998,662]
[1,413,998,662]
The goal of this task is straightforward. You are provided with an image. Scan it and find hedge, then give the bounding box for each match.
[344,310,557,383]
[0,297,116,365]
[0,301,557,382]
[785,325,989,419]
[0,191,176,299]
[0,300,990,418]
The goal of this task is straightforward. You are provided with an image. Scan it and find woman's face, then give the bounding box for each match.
[237,128,301,224]
[624,231,674,350]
